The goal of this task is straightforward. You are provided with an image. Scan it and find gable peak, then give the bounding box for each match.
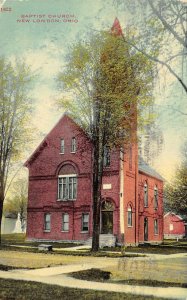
[111,17,123,36]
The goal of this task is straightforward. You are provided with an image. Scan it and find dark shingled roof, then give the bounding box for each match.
[138,157,165,181]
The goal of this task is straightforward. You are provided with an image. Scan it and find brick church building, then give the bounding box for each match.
[25,19,164,246]
[25,113,164,246]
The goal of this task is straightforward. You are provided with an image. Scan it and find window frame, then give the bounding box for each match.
[71,137,76,153]
[144,182,148,207]
[81,213,89,232]
[60,138,65,154]
[103,145,110,167]
[154,219,158,235]
[58,174,77,201]
[127,206,133,227]
[62,213,69,232]
[154,185,158,209]
[44,213,51,232]
[169,224,173,231]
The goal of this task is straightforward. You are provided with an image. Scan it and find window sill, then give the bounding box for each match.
[144,206,149,208]
[70,151,76,154]
[81,231,89,233]
[128,225,133,228]
[44,230,50,232]
[59,152,64,154]
[57,199,76,201]
[154,233,159,235]
[61,230,69,233]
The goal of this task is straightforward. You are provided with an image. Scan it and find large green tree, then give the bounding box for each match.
[0,58,33,242]
[57,26,154,251]
[165,142,187,215]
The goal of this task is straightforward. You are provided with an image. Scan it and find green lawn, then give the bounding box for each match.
[1,234,142,258]
[2,234,187,255]
[0,278,170,300]
[102,240,187,254]
[0,235,186,299]
[69,268,187,288]
[1,233,82,248]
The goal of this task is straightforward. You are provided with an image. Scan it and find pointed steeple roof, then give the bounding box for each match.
[111,17,123,36]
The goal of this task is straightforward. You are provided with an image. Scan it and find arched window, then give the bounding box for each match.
[101,199,114,234]
[101,200,114,211]
[127,206,132,227]
[58,164,77,200]
[144,181,148,207]
[154,185,158,209]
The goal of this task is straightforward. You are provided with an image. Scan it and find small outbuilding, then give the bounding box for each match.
[164,212,186,239]
[1,213,26,234]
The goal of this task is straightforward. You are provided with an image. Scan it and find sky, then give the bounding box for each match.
[0,0,187,182]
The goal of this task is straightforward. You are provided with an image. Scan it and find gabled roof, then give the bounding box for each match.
[138,157,164,181]
[164,212,187,221]
[24,112,76,167]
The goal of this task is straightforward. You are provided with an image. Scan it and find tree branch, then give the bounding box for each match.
[148,0,186,47]
[122,37,187,93]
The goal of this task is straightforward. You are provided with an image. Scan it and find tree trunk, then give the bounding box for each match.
[0,186,4,245]
[92,170,103,251]
[91,137,103,252]
[92,190,101,251]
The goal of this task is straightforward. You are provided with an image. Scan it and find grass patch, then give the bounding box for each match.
[0,244,144,257]
[113,279,187,288]
[1,234,82,248]
[68,269,187,288]
[69,268,111,282]
[2,234,187,254]
[53,250,143,258]
[1,233,26,243]
[0,264,31,271]
[0,278,170,300]
[162,239,187,247]
[0,264,34,271]
[69,268,187,288]
[106,257,187,286]
[102,244,187,254]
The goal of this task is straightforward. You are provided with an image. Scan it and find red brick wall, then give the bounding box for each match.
[122,143,138,245]
[26,115,93,241]
[26,114,164,245]
[27,115,92,178]
[138,172,163,243]
[26,114,121,241]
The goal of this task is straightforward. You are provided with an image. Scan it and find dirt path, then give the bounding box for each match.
[0,250,187,299]
[0,266,187,300]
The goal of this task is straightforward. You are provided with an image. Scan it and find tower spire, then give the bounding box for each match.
[111,17,123,36]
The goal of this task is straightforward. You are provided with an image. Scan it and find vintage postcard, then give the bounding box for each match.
[0,0,187,299]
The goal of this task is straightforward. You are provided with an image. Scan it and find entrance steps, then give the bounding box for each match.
[85,234,116,248]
